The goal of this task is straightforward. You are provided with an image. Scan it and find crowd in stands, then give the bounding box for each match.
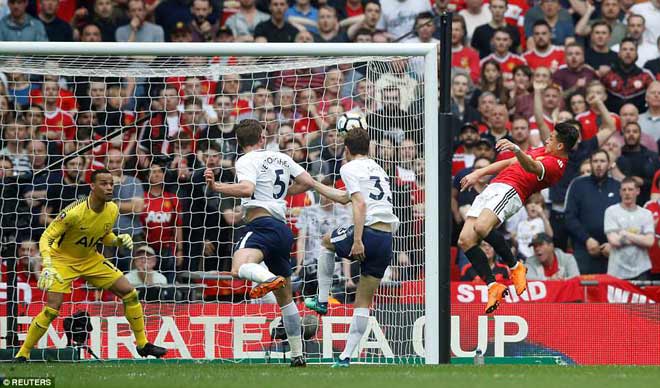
[1,0,660,304]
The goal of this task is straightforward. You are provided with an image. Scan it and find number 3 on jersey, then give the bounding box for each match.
[369,176,392,203]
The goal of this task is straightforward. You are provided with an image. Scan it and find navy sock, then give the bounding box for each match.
[484,230,517,268]
[464,246,496,284]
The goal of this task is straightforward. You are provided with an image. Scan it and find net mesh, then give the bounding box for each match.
[0,53,428,362]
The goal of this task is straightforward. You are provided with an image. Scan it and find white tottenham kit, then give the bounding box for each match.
[235,150,305,222]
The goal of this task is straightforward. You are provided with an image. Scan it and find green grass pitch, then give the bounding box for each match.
[2,364,660,388]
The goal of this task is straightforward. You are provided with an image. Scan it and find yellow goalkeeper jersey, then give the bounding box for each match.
[40,197,119,261]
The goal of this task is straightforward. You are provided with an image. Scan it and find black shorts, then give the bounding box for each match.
[234,217,294,277]
[330,225,393,279]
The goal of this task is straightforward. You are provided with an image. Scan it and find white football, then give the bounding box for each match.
[336,111,367,135]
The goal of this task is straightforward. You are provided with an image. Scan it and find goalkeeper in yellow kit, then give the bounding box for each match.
[14,168,167,361]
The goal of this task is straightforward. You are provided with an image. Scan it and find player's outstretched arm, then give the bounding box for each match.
[287,171,315,196]
[460,158,515,191]
[204,168,255,198]
[312,180,351,204]
[496,139,544,178]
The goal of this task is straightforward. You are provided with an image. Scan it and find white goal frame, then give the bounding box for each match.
[0,42,440,364]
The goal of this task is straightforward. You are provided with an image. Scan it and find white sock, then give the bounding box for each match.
[339,308,369,360]
[317,248,335,303]
[281,302,303,357]
[238,263,275,283]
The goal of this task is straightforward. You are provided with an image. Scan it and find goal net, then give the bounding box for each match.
[0,43,438,363]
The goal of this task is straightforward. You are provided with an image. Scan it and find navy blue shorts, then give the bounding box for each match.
[235,217,294,277]
[330,225,393,279]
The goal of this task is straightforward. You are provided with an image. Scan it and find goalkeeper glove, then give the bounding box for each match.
[115,234,133,250]
[37,265,63,291]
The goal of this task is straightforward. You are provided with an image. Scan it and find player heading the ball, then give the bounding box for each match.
[14,169,167,362]
[204,119,315,367]
[305,127,399,368]
[458,120,581,314]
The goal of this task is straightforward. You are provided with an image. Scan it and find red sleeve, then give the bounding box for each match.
[652,170,660,195]
[540,155,565,183]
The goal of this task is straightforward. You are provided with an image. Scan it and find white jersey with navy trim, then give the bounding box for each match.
[235,149,306,222]
[340,158,399,228]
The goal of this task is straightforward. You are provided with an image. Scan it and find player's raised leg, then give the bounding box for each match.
[14,292,64,362]
[458,210,509,314]
[108,277,167,358]
[483,229,527,295]
[231,246,285,299]
[304,234,336,315]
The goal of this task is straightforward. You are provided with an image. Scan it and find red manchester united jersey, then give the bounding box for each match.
[480,53,527,78]
[492,147,567,202]
[576,110,622,140]
[141,191,182,252]
[643,200,660,274]
[523,46,565,71]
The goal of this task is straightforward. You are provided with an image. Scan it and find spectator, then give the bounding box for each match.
[44,155,90,218]
[170,20,193,43]
[514,193,553,259]
[574,80,621,141]
[496,116,534,161]
[346,0,380,41]
[639,81,660,142]
[567,91,588,118]
[565,149,621,274]
[524,20,564,71]
[368,85,420,144]
[225,0,270,38]
[450,73,480,136]
[190,0,216,42]
[585,21,618,78]
[471,0,520,59]
[551,43,597,98]
[187,142,236,272]
[507,65,533,118]
[602,38,654,113]
[643,190,660,279]
[0,120,30,175]
[125,245,169,289]
[615,121,660,205]
[630,0,660,46]
[546,92,617,251]
[37,0,72,42]
[529,81,560,134]
[106,148,145,240]
[451,123,481,177]
[459,0,492,41]
[481,103,511,146]
[526,232,580,280]
[254,0,299,43]
[479,28,526,84]
[115,0,165,42]
[138,85,182,157]
[314,6,348,43]
[407,11,438,45]
[0,0,47,42]
[377,0,432,41]
[604,177,655,280]
[286,0,319,34]
[80,22,102,42]
[451,14,480,84]
[84,0,126,42]
[576,0,625,48]
[469,60,507,110]
[618,103,658,153]
[644,35,660,77]
[330,0,365,21]
[612,14,656,68]
[141,162,183,283]
[460,241,509,282]
[525,0,574,48]
[295,187,351,297]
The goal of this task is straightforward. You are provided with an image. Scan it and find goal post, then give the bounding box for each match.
[0,40,444,364]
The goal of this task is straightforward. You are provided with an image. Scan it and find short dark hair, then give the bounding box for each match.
[554,119,580,150]
[620,36,638,49]
[344,127,370,156]
[235,119,264,148]
[591,20,612,34]
[621,176,639,187]
[0,155,13,167]
[415,11,435,25]
[532,20,551,32]
[590,148,610,163]
[364,0,381,9]
[91,168,112,183]
[493,27,512,39]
